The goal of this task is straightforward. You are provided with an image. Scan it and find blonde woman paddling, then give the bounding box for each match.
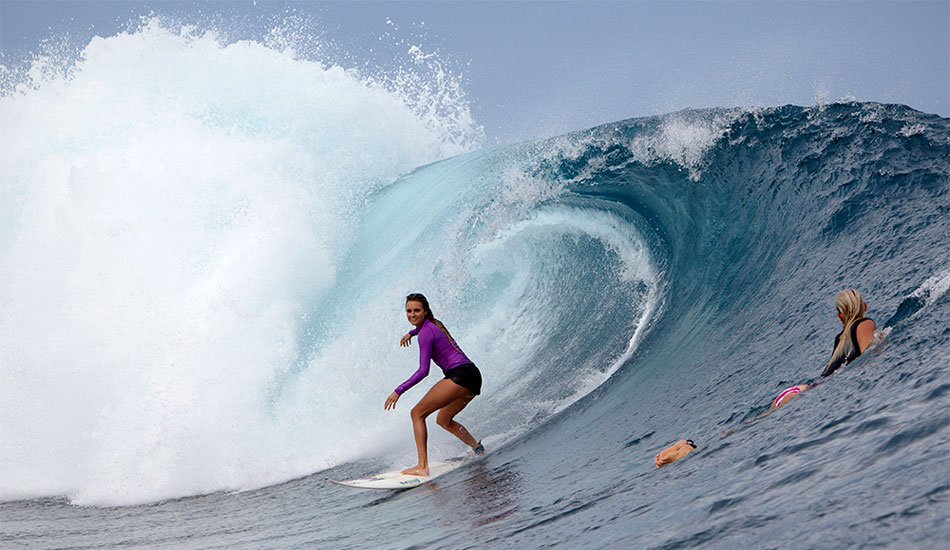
[767,288,878,409]
[819,288,876,377]
[384,293,484,476]
[654,289,877,468]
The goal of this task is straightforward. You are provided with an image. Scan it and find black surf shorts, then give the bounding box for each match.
[444,363,482,396]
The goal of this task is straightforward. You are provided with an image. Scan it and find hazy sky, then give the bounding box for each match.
[2,1,948,144]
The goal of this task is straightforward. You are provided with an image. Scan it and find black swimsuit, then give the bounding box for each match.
[821,318,873,377]
[444,363,482,395]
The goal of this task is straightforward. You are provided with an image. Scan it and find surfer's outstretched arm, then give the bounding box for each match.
[384,391,399,410]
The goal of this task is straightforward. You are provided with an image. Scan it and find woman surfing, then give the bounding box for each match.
[384,293,484,476]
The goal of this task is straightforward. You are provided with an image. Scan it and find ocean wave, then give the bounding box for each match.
[1,18,947,508]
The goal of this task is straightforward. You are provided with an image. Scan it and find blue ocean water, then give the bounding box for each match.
[2,22,949,549]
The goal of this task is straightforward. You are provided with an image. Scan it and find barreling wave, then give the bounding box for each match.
[1,16,948,507]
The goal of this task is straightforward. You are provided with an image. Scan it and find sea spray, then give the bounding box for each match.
[0,18,482,505]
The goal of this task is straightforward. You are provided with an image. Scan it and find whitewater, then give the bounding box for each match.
[1,21,948,549]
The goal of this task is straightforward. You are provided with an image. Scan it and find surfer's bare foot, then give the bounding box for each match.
[655,439,696,468]
[401,465,429,476]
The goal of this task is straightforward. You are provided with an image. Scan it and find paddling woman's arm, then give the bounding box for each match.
[654,440,696,468]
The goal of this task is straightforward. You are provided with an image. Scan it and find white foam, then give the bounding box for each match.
[0,19,480,506]
[912,266,950,304]
[898,123,927,137]
[627,111,739,180]
[540,109,741,182]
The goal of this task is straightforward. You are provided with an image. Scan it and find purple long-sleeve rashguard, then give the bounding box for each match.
[395,319,471,395]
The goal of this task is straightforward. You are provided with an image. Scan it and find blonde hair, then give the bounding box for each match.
[825,289,867,370]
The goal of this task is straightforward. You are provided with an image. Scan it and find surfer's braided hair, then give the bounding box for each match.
[825,288,867,370]
[406,293,462,353]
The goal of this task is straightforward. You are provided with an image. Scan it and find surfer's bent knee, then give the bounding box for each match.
[410,403,430,419]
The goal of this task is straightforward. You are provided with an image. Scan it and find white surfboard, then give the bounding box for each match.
[331,457,467,489]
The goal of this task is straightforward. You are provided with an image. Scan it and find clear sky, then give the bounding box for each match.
[2,0,948,144]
